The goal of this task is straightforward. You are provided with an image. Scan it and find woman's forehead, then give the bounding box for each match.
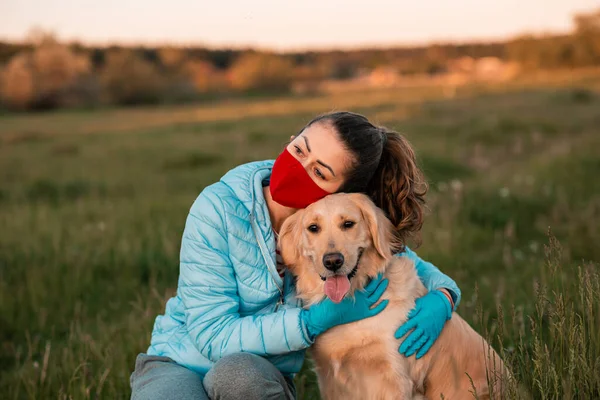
[300,124,351,173]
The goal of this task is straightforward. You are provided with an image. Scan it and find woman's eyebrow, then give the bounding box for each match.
[303,136,311,152]
[304,135,335,176]
[317,160,335,177]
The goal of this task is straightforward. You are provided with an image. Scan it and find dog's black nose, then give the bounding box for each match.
[323,253,344,271]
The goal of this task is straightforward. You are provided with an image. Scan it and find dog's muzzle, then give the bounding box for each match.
[320,248,364,281]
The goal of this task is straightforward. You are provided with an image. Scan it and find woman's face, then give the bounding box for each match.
[286,123,352,193]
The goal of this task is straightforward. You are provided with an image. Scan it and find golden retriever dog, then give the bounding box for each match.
[279,193,508,400]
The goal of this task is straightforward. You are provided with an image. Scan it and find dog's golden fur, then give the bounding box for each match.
[280,193,508,400]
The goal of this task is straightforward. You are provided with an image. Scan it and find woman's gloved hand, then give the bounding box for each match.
[301,275,389,340]
[395,290,452,359]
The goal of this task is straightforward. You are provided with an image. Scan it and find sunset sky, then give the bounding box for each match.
[1,0,598,50]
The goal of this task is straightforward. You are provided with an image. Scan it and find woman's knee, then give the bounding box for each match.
[130,354,208,400]
[203,353,293,399]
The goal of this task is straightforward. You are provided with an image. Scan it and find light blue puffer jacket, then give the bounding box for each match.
[147,160,461,377]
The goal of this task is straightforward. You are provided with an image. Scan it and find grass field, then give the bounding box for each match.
[1,74,600,399]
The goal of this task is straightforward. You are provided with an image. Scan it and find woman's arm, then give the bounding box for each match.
[400,246,461,310]
[180,186,313,363]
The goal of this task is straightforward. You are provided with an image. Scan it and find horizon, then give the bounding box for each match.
[1,0,598,52]
[0,31,546,53]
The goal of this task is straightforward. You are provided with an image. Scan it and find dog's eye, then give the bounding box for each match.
[342,221,356,229]
[307,224,320,233]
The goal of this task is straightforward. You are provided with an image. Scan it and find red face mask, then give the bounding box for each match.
[270,148,331,209]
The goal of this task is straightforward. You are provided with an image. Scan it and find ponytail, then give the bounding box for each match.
[366,128,427,247]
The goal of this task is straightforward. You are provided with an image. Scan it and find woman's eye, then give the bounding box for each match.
[294,146,303,156]
[314,168,325,179]
[307,224,320,233]
[343,221,355,229]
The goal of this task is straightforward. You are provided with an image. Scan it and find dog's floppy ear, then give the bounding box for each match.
[278,210,303,267]
[349,193,399,260]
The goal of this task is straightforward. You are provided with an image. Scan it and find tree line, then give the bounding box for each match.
[0,9,598,111]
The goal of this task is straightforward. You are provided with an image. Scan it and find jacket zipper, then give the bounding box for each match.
[278,275,287,310]
[250,214,284,310]
[248,166,285,311]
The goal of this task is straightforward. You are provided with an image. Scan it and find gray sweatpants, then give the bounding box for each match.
[130,353,296,400]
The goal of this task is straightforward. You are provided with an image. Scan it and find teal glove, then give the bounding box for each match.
[302,275,389,340]
[395,290,452,359]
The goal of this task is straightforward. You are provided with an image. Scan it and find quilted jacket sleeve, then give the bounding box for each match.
[179,186,313,362]
[401,246,461,310]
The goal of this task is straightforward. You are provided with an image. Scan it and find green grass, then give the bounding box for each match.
[1,79,599,399]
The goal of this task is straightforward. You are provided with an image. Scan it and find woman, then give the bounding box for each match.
[130,112,461,400]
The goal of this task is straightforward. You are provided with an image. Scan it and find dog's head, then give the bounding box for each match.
[279,193,401,305]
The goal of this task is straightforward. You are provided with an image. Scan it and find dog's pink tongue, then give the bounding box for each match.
[324,276,351,303]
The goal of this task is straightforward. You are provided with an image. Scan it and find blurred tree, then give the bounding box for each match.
[228,53,293,92]
[507,9,600,70]
[573,9,600,66]
[330,59,359,79]
[1,54,34,110]
[136,47,159,64]
[159,47,186,70]
[574,9,600,34]
[207,49,239,70]
[0,42,31,65]
[0,36,92,110]
[33,40,91,107]
[183,59,227,93]
[2,10,600,112]
[102,50,164,105]
[25,27,55,47]
[90,48,106,69]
